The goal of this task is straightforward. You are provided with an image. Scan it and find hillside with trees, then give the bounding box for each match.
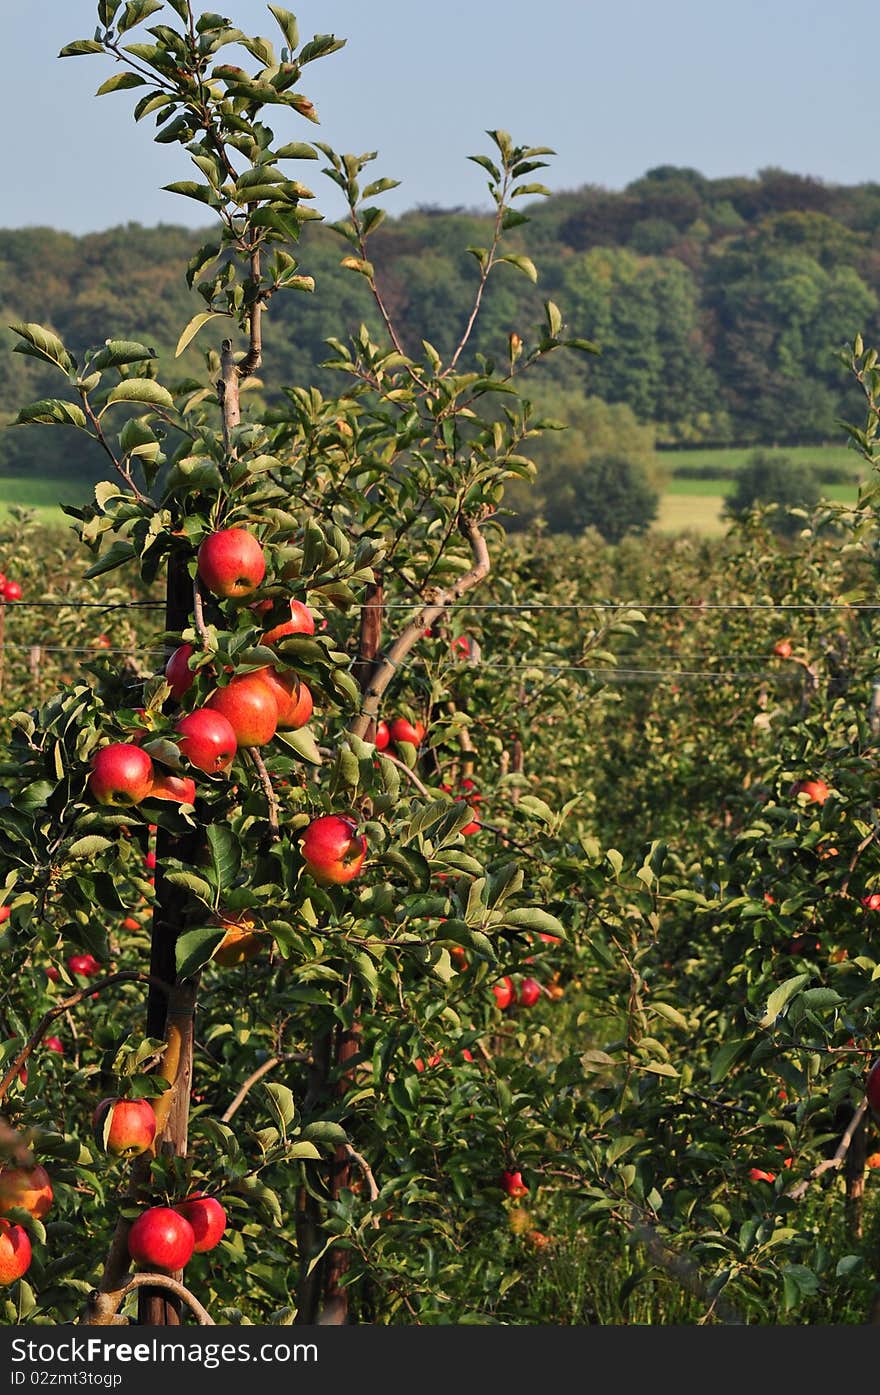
[3,165,880,487]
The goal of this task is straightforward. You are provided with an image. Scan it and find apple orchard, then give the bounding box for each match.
[4,0,880,1328]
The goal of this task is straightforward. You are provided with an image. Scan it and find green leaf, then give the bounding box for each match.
[83,540,136,579]
[164,871,214,904]
[759,974,810,1028]
[207,824,241,892]
[59,40,106,56]
[175,927,227,980]
[90,340,157,369]
[362,177,401,199]
[340,256,374,279]
[276,142,319,160]
[263,1082,297,1135]
[498,254,538,283]
[104,379,174,410]
[274,728,322,765]
[285,1141,322,1161]
[175,311,226,358]
[15,400,87,428]
[502,908,565,938]
[66,836,114,859]
[382,847,431,892]
[96,71,146,95]
[268,6,299,49]
[9,321,73,373]
[119,0,163,29]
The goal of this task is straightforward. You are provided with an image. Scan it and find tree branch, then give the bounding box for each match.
[0,973,170,1104]
[221,1051,310,1123]
[348,512,491,740]
[248,748,280,835]
[85,1273,215,1327]
[786,1099,869,1201]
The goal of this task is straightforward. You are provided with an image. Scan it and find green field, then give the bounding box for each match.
[655,443,865,534]
[0,443,868,538]
[658,443,863,473]
[0,476,84,528]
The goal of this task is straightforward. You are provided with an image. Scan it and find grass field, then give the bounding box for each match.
[655,443,865,534]
[0,443,868,538]
[658,443,863,473]
[0,476,84,528]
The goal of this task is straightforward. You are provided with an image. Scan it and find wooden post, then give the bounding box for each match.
[137,547,203,1327]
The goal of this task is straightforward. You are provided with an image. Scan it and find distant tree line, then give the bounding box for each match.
[2,164,879,488]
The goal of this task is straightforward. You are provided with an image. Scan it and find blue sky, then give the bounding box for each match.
[3,0,878,232]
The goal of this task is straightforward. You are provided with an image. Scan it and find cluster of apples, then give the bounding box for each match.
[83,526,370,894]
[0,1164,52,1285]
[374,716,426,752]
[90,1097,227,1271]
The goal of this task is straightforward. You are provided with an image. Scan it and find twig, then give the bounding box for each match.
[349,512,491,740]
[786,1099,869,1200]
[841,828,879,898]
[238,245,263,379]
[221,1052,310,1123]
[343,1144,380,1228]
[0,973,170,1104]
[379,751,432,798]
[248,748,280,835]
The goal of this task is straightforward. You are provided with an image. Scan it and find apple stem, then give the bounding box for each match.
[248,749,280,835]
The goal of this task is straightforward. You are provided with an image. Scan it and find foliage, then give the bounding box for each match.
[724,449,822,534]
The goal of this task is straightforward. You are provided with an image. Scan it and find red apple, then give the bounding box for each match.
[772,639,793,658]
[148,772,197,804]
[374,720,390,752]
[300,815,367,885]
[88,743,154,806]
[92,1097,157,1158]
[197,528,266,599]
[207,674,278,748]
[175,708,237,774]
[0,1165,52,1220]
[67,953,101,978]
[2,581,22,603]
[250,667,313,731]
[262,599,316,646]
[862,894,880,911]
[127,1206,195,1272]
[45,964,60,981]
[500,1169,528,1198]
[389,717,425,748]
[518,977,542,1008]
[174,1194,227,1253]
[44,1036,64,1055]
[0,1220,31,1285]
[492,977,514,1011]
[0,906,10,925]
[165,643,195,701]
[791,778,830,805]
